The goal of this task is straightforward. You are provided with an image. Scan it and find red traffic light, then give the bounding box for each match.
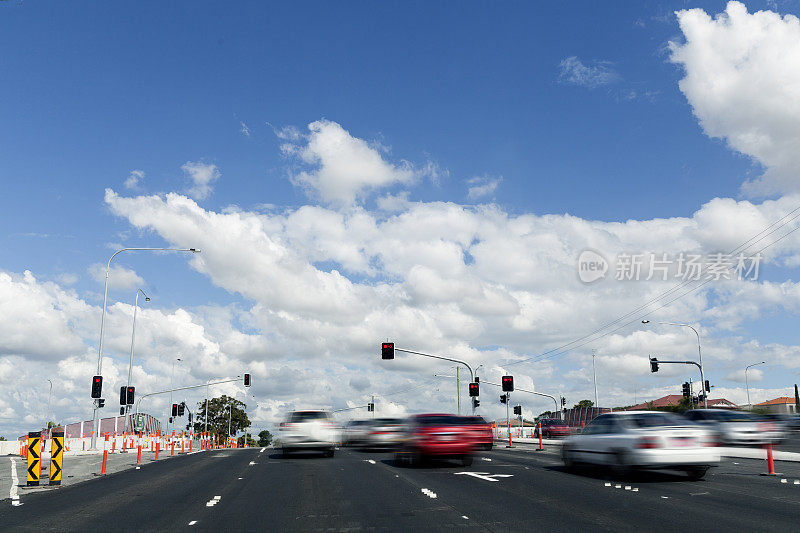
[91,375,103,398]
[172,403,178,417]
[502,375,514,392]
[468,382,479,397]
[381,342,395,360]
[244,373,251,387]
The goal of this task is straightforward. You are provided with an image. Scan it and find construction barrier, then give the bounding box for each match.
[538,422,543,451]
[50,430,64,485]
[137,432,143,465]
[101,433,109,475]
[26,432,41,486]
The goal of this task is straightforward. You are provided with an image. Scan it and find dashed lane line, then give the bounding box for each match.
[188,521,197,526]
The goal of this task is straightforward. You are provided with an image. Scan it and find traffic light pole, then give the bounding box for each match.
[393,348,475,414]
[651,359,706,406]
[506,392,511,447]
[134,377,242,432]
[483,381,560,418]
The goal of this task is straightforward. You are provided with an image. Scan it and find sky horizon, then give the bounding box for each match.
[2,0,800,438]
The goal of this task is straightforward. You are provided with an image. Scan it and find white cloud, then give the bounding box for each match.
[125,170,144,189]
[467,176,502,200]
[240,121,251,137]
[280,120,421,206]
[182,161,220,200]
[670,1,800,196]
[558,56,619,88]
[88,263,145,291]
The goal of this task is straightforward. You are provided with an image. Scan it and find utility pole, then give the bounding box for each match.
[456,367,460,415]
[592,349,599,408]
[506,392,511,447]
[371,395,375,418]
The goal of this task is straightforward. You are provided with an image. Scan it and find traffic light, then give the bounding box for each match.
[475,376,479,383]
[178,403,185,416]
[119,386,127,405]
[244,373,251,387]
[367,402,374,412]
[502,375,514,392]
[472,398,480,409]
[649,357,659,373]
[513,405,521,415]
[120,407,125,415]
[682,382,691,398]
[705,380,710,392]
[381,342,395,360]
[561,397,566,407]
[91,376,103,398]
[468,382,479,397]
[172,403,178,417]
[188,412,193,423]
[126,386,135,405]
[169,417,173,423]
[500,394,507,404]
[97,399,105,408]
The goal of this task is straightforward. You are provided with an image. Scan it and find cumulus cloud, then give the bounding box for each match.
[182,161,220,200]
[88,263,145,291]
[125,170,144,189]
[239,121,251,137]
[670,1,800,196]
[280,120,425,206]
[467,176,502,200]
[558,56,619,88]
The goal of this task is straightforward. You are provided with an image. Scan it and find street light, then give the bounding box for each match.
[745,361,766,411]
[591,349,599,408]
[642,320,708,408]
[123,289,149,434]
[91,246,200,449]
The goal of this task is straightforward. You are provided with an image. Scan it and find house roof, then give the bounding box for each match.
[755,396,797,406]
[625,394,737,411]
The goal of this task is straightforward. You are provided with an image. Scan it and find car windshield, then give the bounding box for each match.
[373,418,402,425]
[543,419,566,425]
[624,413,686,428]
[416,415,464,426]
[290,411,330,422]
[461,416,488,425]
[709,410,758,422]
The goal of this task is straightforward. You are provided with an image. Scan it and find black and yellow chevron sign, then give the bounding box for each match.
[27,432,41,486]
[50,431,64,485]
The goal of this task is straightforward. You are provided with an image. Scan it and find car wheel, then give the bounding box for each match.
[685,466,709,480]
[325,448,335,458]
[611,450,632,479]
[461,455,473,467]
[282,447,291,458]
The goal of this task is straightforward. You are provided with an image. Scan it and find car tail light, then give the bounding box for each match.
[635,437,661,449]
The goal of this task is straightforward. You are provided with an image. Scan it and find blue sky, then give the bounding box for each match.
[2,1,800,434]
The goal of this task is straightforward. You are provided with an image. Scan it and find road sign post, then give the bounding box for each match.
[26,432,41,486]
[50,430,64,485]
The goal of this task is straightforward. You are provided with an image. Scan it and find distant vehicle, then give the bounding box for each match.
[395,414,476,467]
[534,418,572,438]
[461,415,493,450]
[279,410,337,457]
[682,409,784,446]
[561,411,719,479]
[363,418,405,449]
[342,420,373,447]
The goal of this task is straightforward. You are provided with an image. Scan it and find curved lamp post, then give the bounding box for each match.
[642,320,708,408]
[745,361,766,411]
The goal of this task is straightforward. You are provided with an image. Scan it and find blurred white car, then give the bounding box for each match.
[342,419,372,447]
[682,409,784,446]
[279,410,337,457]
[363,418,405,449]
[561,411,719,479]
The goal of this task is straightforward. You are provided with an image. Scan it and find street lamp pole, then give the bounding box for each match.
[591,349,599,408]
[91,247,199,449]
[46,379,53,431]
[123,289,149,433]
[642,320,708,408]
[745,361,766,410]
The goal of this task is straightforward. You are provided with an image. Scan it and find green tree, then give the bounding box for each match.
[0,436,6,441]
[237,433,258,447]
[573,399,594,409]
[258,430,273,446]
[194,395,250,442]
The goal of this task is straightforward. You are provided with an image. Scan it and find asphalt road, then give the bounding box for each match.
[2,443,800,532]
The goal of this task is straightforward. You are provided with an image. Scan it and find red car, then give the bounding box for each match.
[461,415,493,450]
[395,414,476,466]
[535,418,572,438]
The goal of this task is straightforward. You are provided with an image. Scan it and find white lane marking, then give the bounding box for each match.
[615,485,621,489]
[249,461,256,465]
[794,480,800,485]
[214,496,221,500]
[661,496,669,499]
[10,458,21,506]
[454,472,513,482]
[188,521,197,526]
[205,496,222,507]
[260,448,266,453]
[421,488,437,499]
[781,479,788,483]
[462,516,469,520]
[632,488,639,492]
[624,486,631,491]
[481,457,492,461]
[238,477,243,480]
[604,482,611,487]
[690,492,710,496]
[136,466,140,470]
[733,462,739,465]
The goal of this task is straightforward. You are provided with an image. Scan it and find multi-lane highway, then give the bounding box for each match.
[2,442,799,532]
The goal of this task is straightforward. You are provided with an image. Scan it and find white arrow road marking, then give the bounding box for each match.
[454,472,514,482]
[9,458,21,506]
[188,521,197,526]
[260,448,266,453]
[421,488,437,498]
[206,496,222,507]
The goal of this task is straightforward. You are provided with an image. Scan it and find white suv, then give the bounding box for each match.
[279,410,337,457]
